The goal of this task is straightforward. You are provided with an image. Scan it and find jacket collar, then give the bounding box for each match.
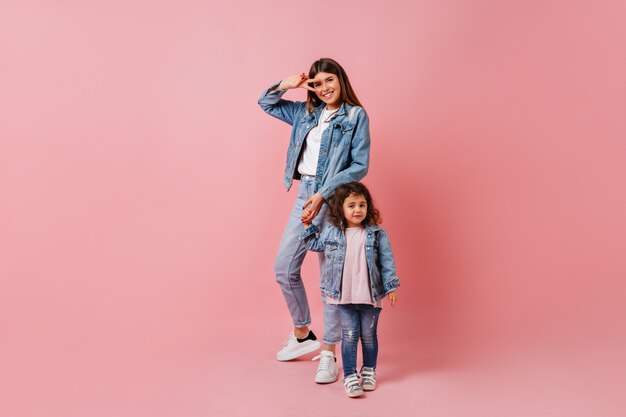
[339,223,381,233]
[309,102,352,122]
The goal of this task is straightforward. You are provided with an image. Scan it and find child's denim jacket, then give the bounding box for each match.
[300,224,400,302]
[258,82,371,200]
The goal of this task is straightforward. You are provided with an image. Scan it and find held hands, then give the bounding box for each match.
[387,290,398,307]
[278,73,316,92]
[302,208,313,229]
[301,192,324,224]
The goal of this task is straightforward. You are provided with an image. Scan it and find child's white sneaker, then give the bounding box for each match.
[343,373,364,397]
[276,331,321,361]
[312,350,338,383]
[361,366,377,391]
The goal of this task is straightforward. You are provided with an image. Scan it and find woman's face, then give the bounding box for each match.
[311,71,342,110]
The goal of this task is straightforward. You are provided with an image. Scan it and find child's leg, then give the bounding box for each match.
[337,304,360,377]
[359,305,382,369]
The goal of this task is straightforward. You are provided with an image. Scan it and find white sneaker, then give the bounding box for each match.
[276,331,321,361]
[312,350,338,383]
[361,366,376,391]
[343,373,364,397]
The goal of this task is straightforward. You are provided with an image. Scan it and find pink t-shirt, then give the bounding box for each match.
[326,226,383,308]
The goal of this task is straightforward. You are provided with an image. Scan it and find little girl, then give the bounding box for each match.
[301,182,400,397]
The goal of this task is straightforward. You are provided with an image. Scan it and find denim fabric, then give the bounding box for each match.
[258,82,371,200]
[274,176,341,344]
[300,224,400,302]
[338,304,381,377]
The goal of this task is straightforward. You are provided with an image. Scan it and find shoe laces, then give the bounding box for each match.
[312,353,333,371]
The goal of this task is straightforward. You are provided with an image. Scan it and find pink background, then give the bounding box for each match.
[1,1,625,416]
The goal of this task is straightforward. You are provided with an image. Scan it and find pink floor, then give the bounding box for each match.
[3,302,625,417]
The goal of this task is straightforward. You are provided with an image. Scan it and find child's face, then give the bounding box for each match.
[342,193,367,228]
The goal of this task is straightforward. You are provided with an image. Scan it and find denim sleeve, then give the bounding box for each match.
[377,229,400,294]
[257,81,305,126]
[299,224,326,252]
[317,108,371,200]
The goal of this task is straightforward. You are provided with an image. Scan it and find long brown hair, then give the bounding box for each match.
[327,182,381,228]
[307,58,363,114]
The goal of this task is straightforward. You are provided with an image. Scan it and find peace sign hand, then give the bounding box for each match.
[278,73,316,92]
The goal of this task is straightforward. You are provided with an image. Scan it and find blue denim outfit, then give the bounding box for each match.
[301,224,400,377]
[300,224,400,302]
[259,82,371,345]
[258,82,370,200]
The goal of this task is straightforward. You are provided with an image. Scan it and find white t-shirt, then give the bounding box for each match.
[298,107,338,176]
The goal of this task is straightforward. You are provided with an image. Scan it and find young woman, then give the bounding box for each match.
[258,58,370,383]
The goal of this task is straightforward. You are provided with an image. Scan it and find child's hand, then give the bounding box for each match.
[301,207,313,223]
[301,192,324,224]
[387,290,398,307]
[302,208,313,229]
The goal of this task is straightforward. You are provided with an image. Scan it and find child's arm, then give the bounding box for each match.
[377,229,401,299]
[299,223,327,252]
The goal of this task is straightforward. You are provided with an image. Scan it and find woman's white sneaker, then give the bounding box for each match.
[276,331,321,361]
[312,350,338,383]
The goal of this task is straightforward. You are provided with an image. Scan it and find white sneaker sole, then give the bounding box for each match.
[315,373,338,384]
[346,389,364,398]
[276,340,321,361]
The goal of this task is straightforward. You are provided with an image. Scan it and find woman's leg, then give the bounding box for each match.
[274,180,316,330]
[313,295,340,383]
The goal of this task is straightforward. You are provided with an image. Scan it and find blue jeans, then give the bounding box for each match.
[274,176,341,345]
[338,304,382,377]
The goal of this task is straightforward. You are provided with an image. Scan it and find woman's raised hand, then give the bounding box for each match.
[278,73,315,92]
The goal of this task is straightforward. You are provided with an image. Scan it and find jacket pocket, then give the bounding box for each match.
[332,123,355,149]
[324,241,339,257]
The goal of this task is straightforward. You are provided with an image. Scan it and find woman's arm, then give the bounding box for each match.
[258,73,314,125]
[317,109,371,200]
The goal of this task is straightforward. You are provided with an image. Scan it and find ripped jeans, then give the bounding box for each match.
[337,304,382,377]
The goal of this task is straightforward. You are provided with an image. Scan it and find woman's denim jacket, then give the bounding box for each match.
[300,223,400,302]
[258,82,371,200]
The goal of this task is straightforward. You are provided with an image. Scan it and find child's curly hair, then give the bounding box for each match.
[327,182,381,228]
